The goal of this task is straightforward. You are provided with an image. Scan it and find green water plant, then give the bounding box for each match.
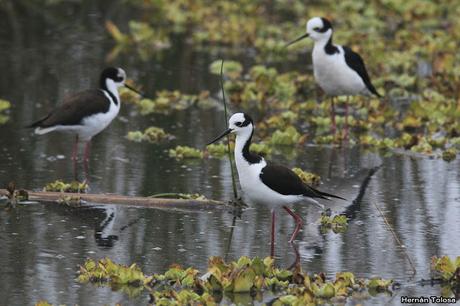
[207,142,271,158]
[442,148,457,162]
[135,90,214,115]
[57,195,81,207]
[126,126,173,143]
[79,258,153,287]
[269,126,302,146]
[292,168,321,187]
[0,99,11,125]
[43,180,88,193]
[169,146,203,160]
[431,256,460,284]
[3,182,28,209]
[79,256,396,303]
[319,212,349,234]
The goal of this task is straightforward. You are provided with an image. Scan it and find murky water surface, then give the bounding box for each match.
[0,3,459,306]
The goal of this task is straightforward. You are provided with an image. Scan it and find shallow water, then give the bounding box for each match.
[0,3,459,306]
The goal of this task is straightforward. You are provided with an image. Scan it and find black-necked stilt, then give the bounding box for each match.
[287,17,381,139]
[28,67,141,170]
[208,112,345,257]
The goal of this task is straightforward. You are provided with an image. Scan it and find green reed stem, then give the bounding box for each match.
[220,59,238,200]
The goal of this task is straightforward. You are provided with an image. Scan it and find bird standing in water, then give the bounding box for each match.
[28,67,142,173]
[208,112,345,257]
[287,17,381,140]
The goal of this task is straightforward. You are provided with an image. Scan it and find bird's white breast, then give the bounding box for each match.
[78,91,120,141]
[312,45,367,96]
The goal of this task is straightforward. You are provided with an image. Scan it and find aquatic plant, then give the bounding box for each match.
[269,126,301,146]
[207,142,271,158]
[319,212,349,234]
[3,182,28,208]
[292,168,321,187]
[126,126,173,143]
[105,20,170,61]
[169,146,203,159]
[430,256,460,298]
[431,256,460,284]
[43,180,88,193]
[57,195,81,207]
[78,258,152,286]
[78,256,395,303]
[107,1,460,159]
[134,90,214,115]
[442,148,457,162]
[0,99,11,125]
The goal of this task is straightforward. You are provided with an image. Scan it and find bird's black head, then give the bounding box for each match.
[286,16,334,47]
[318,18,333,32]
[207,112,255,145]
[99,67,126,88]
[98,67,143,96]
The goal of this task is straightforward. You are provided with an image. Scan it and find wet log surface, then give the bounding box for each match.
[0,189,228,210]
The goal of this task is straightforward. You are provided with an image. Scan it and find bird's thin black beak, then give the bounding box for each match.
[207,128,232,145]
[285,32,309,47]
[125,84,144,97]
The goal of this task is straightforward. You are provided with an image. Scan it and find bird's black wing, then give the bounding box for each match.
[342,46,381,97]
[28,90,110,128]
[259,162,345,200]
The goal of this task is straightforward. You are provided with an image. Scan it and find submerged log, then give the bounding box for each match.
[0,189,227,210]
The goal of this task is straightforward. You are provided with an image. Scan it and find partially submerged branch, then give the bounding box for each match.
[0,189,227,210]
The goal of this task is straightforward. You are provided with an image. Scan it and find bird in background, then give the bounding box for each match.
[208,112,345,257]
[28,67,142,174]
[287,17,381,140]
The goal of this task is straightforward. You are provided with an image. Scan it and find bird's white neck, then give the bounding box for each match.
[313,36,333,50]
[104,79,120,105]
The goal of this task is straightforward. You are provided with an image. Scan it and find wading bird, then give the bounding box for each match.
[287,17,381,139]
[208,112,345,257]
[28,67,142,171]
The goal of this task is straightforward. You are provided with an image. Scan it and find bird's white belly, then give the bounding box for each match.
[79,108,118,140]
[313,50,366,96]
[54,102,120,141]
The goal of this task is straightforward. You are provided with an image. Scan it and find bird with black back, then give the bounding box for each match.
[28,67,142,175]
[208,112,346,257]
[287,17,381,140]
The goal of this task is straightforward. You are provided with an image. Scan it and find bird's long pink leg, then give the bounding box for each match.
[271,209,275,258]
[283,206,303,243]
[72,135,79,178]
[330,97,337,135]
[344,96,349,141]
[83,141,91,174]
[71,135,79,162]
